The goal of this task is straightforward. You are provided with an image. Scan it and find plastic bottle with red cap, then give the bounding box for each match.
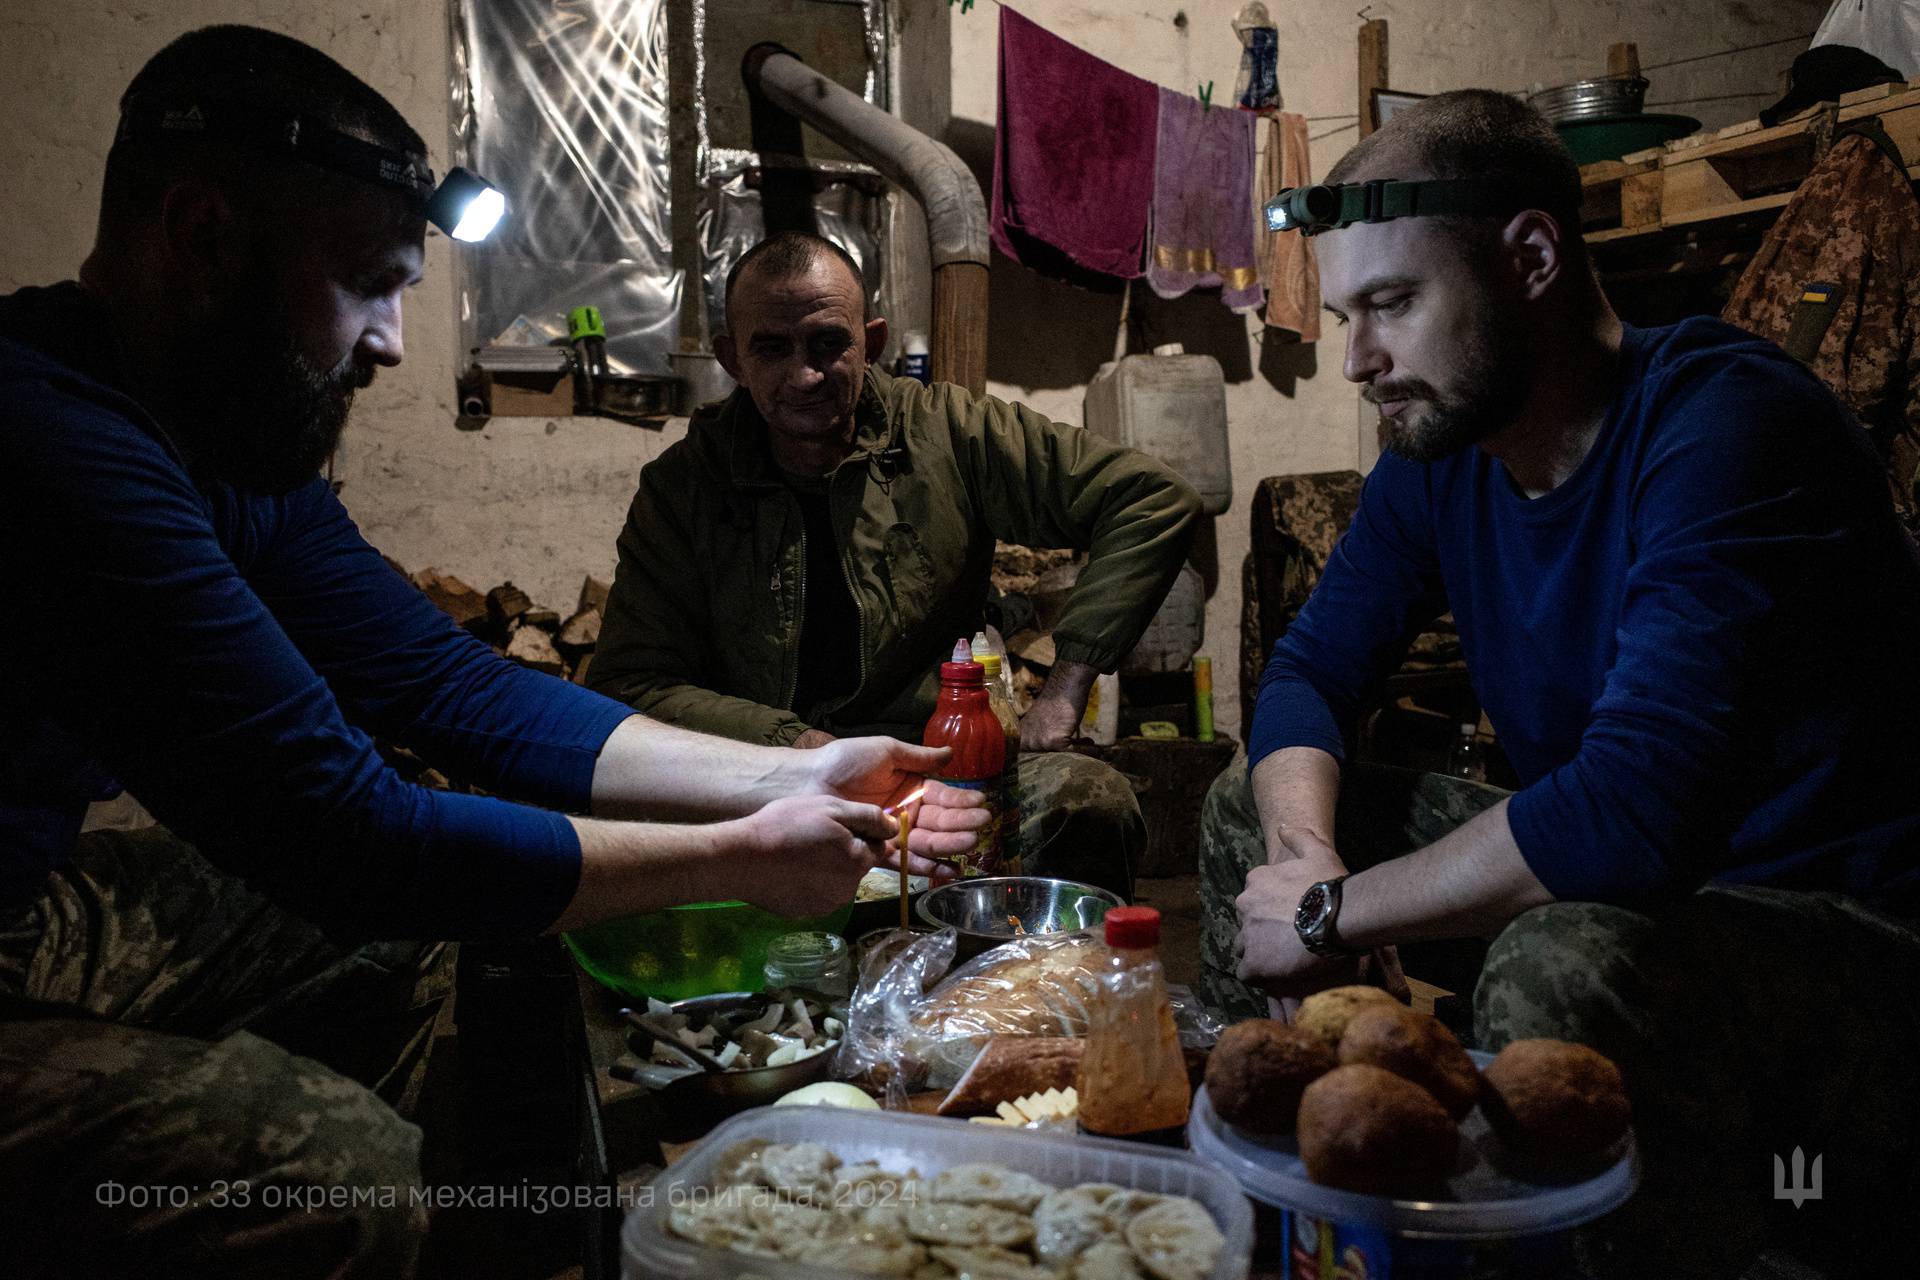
[1075,905,1192,1138]
[921,638,1007,877]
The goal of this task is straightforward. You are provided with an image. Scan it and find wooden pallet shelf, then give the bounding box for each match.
[1581,80,1920,245]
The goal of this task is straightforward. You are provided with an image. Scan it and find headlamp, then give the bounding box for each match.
[1264,177,1517,236]
[115,95,507,242]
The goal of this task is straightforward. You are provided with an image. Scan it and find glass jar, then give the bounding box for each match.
[763,930,852,998]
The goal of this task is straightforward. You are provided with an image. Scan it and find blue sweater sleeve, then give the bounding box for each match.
[244,481,632,808]
[2,383,600,940]
[1248,461,1449,771]
[1505,357,1882,904]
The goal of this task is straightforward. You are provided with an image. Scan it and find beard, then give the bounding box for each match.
[169,270,373,495]
[1367,306,1529,464]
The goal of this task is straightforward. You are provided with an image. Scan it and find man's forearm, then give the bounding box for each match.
[588,714,807,821]
[1249,746,1342,862]
[1337,799,1554,945]
[546,815,729,932]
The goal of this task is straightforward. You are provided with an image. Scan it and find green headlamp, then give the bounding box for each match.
[1264,177,1518,236]
[115,95,507,242]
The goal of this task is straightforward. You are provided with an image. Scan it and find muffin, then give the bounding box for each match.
[1480,1039,1631,1162]
[1294,985,1401,1053]
[1338,1003,1481,1120]
[1297,1064,1460,1197]
[1204,1019,1337,1135]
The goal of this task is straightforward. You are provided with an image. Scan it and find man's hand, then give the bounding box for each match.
[1234,840,1360,1001]
[804,737,990,869]
[791,728,836,750]
[727,794,892,917]
[1021,658,1099,751]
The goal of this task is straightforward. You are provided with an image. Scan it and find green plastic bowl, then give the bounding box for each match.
[564,899,853,1003]
[1555,113,1699,165]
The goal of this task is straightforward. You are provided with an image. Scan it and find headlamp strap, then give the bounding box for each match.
[115,95,437,199]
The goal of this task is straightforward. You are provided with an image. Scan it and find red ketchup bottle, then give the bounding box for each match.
[921,641,1007,878]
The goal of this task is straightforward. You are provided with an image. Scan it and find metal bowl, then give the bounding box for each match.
[916,876,1124,958]
[1528,75,1648,124]
[618,990,842,1122]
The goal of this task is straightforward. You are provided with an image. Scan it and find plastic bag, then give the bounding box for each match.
[835,929,1227,1097]
[1233,2,1281,112]
[1815,0,1920,79]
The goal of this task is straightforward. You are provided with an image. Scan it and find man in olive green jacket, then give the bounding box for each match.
[591,233,1202,897]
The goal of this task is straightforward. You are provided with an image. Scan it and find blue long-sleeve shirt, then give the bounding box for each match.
[0,283,633,939]
[1251,318,1920,914]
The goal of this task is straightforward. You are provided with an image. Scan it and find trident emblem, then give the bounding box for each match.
[1773,1147,1822,1208]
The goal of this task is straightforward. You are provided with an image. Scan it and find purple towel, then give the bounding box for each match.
[1147,88,1263,312]
[991,7,1158,279]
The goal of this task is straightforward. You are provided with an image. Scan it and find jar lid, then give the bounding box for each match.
[940,661,985,684]
[1104,906,1161,948]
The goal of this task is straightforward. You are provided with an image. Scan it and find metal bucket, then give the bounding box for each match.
[1528,75,1648,123]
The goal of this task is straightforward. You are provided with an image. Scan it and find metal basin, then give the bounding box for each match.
[1528,75,1648,124]
[916,876,1124,958]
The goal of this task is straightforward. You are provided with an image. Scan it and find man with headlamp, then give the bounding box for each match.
[0,25,985,1275]
[1204,90,1920,1276]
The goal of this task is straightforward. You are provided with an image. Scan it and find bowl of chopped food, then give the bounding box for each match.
[564,899,852,1003]
[917,876,1124,959]
[617,989,852,1121]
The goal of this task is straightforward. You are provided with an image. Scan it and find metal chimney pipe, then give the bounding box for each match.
[744,44,989,395]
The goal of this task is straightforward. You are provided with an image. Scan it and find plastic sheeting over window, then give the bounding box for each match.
[450,0,894,379]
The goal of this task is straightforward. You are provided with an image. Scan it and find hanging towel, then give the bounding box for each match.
[992,6,1158,279]
[1258,111,1321,341]
[1147,88,1263,311]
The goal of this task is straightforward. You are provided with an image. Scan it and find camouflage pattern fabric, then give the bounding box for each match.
[1014,748,1145,901]
[1196,751,1506,1022]
[0,826,450,1278]
[1238,471,1464,731]
[1477,890,1920,1279]
[1723,130,1920,534]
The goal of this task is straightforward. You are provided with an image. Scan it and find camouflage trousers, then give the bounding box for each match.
[1198,753,1920,1278]
[1010,749,1144,902]
[0,825,452,1279]
[1196,753,1507,1023]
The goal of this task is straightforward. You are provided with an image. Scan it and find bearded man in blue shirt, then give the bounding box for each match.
[1201,90,1920,1279]
[0,26,984,1277]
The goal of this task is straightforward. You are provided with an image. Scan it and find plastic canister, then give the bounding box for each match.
[1084,346,1233,514]
[1122,561,1206,674]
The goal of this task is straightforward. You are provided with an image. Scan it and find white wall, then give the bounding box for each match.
[2,0,1830,738]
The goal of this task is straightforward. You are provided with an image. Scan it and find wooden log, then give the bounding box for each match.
[522,609,561,632]
[410,567,488,627]
[505,626,567,676]
[571,652,595,687]
[577,574,612,616]
[558,608,603,652]
[486,582,534,628]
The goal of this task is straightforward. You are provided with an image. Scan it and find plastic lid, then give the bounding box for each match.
[977,653,1003,676]
[1152,342,1186,357]
[567,304,605,340]
[904,332,930,355]
[1104,905,1161,948]
[951,637,974,663]
[940,661,986,684]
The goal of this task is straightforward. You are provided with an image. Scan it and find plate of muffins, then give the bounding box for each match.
[1186,986,1638,1237]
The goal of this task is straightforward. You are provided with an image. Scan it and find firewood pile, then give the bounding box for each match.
[991,541,1083,716]
[401,564,609,686]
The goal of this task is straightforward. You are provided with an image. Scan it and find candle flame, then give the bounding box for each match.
[883,784,927,817]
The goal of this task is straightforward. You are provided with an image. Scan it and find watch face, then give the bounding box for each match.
[1295,883,1329,933]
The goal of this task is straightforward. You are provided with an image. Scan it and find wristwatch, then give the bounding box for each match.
[1295,875,1356,958]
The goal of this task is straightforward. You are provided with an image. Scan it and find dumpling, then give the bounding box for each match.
[1122,1197,1225,1280]
[907,1199,1038,1248]
[929,1162,1054,1213]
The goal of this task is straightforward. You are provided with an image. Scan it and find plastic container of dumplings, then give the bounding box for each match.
[622,1104,1255,1278]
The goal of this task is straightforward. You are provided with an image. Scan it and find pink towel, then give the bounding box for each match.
[1146,88,1262,312]
[991,7,1158,279]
